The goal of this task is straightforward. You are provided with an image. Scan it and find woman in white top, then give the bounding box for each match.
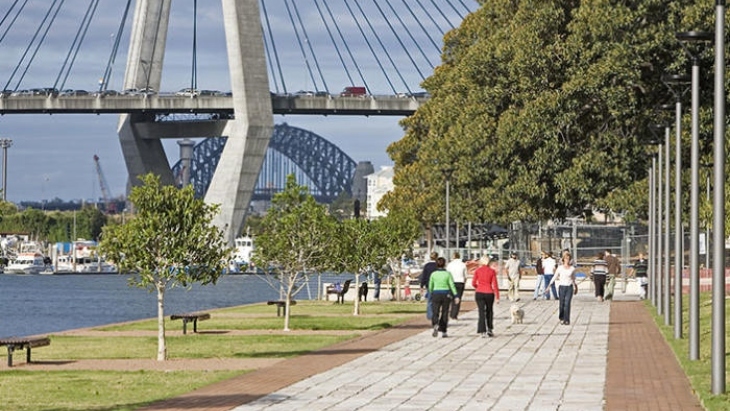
[547,252,577,325]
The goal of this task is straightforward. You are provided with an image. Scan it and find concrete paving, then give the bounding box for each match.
[232,292,610,411]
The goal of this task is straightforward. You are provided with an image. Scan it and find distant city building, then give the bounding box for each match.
[351,161,374,204]
[365,166,394,219]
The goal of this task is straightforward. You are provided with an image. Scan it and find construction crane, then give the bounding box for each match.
[93,154,116,213]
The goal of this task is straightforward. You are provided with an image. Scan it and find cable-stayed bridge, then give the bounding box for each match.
[0,0,476,243]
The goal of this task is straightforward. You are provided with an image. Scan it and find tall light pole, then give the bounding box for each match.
[649,124,665,319]
[442,168,454,259]
[0,138,12,201]
[645,133,660,306]
[711,0,725,394]
[677,30,713,361]
[661,75,690,338]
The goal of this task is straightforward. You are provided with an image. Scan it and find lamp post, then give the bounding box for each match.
[649,124,665,318]
[644,133,660,306]
[662,74,690,338]
[0,138,12,201]
[711,1,726,394]
[442,168,454,259]
[677,30,713,361]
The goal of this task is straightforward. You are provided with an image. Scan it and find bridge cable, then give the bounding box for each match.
[399,0,441,53]
[283,0,319,91]
[444,0,465,20]
[0,0,23,45]
[313,0,353,88]
[372,0,428,80]
[261,26,280,93]
[342,0,397,94]
[99,0,132,92]
[191,0,198,91]
[321,0,369,92]
[427,0,456,30]
[384,1,434,71]
[4,0,64,92]
[261,0,287,93]
[290,1,328,92]
[456,0,473,15]
[55,0,100,91]
[413,0,445,37]
[353,0,410,94]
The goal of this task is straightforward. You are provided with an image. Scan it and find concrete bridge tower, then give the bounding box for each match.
[117,0,274,244]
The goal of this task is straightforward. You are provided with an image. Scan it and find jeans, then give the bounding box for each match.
[558,284,574,322]
[475,292,495,334]
[425,291,433,320]
[533,274,545,299]
[431,292,451,333]
[450,282,465,319]
[636,276,648,299]
[542,274,558,299]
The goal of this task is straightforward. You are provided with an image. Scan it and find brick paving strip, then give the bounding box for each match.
[605,300,703,410]
[138,302,470,411]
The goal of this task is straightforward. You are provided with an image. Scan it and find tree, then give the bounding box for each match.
[99,174,230,361]
[383,1,697,226]
[252,174,337,331]
[369,209,422,301]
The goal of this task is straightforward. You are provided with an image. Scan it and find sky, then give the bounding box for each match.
[0,0,475,203]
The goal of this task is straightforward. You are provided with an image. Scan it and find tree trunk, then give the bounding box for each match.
[156,282,167,361]
[353,273,360,316]
[283,277,293,331]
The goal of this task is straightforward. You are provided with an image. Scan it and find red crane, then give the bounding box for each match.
[93,154,116,213]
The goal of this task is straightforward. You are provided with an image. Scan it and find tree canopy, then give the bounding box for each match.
[383,0,722,227]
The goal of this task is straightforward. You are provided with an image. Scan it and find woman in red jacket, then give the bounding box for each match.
[472,256,500,337]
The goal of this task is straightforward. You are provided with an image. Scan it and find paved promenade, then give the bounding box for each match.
[143,288,702,411]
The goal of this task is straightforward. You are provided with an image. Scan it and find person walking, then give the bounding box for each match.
[631,253,649,300]
[429,257,459,338]
[542,251,558,300]
[547,251,577,325]
[604,249,620,300]
[533,252,545,300]
[447,251,467,320]
[592,252,609,302]
[420,252,438,320]
[473,256,500,337]
[504,252,523,302]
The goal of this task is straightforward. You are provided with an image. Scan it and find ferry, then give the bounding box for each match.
[6,252,46,274]
[229,235,255,273]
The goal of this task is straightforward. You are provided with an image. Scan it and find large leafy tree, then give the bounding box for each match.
[383,0,707,226]
[252,174,337,331]
[99,174,230,361]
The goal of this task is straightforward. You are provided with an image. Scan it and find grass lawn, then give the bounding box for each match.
[0,300,424,411]
[651,293,730,410]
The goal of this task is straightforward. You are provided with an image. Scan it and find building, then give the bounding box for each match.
[365,166,394,219]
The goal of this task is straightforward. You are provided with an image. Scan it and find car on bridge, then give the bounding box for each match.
[340,86,367,97]
[176,88,199,97]
[59,89,89,96]
[93,90,119,97]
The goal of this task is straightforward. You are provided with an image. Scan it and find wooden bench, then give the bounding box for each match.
[267,300,296,317]
[0,336,51,367]
[170,312,210,334]
[326,279,352,304]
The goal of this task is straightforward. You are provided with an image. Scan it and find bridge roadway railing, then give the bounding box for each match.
[0,94,426,116]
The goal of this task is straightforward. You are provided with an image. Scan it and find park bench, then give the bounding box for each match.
[267,300,296,317]
[0,336,51,367]
[170,312,211,334]
[326,279,351,304]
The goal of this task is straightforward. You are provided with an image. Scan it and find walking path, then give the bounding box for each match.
[142,292,703,411]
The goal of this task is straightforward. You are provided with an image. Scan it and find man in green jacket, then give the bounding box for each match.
[429,257,459,338]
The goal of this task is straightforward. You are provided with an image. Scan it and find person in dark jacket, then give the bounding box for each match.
[420,251,438,320]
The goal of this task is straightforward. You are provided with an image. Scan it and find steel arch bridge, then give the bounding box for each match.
[171,123,357,203]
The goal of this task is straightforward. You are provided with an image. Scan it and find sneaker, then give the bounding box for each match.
[442,333,448,338]
[432,325,438,338]
[480,333,486,338]
[487,330,494,337]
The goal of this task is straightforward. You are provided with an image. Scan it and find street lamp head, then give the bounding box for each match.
[661,73,691,86]
[658,103,675,112]
[648,123,668,139]
[676,31,714,44]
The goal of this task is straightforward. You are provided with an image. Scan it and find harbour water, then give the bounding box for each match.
[0,273,350,339]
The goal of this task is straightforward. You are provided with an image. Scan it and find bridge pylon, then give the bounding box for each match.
[117,0,274,245]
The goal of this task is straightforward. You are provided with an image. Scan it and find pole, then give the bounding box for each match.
[712,0,725,393]
[649,160,656,306]
[664,126,672,325]
[689,56,701,358]
[674,98,684,339]
[445,176,450,259]
[0,139,12,201]
[657,145,663,316]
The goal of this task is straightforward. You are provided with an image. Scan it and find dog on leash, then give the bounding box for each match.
[510,304,524,324]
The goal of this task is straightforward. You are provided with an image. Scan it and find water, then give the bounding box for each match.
[0,273,351,338]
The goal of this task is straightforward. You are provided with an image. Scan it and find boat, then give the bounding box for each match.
[52,240,118,274]
[6,252,47,274]
[229,234,255,273]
